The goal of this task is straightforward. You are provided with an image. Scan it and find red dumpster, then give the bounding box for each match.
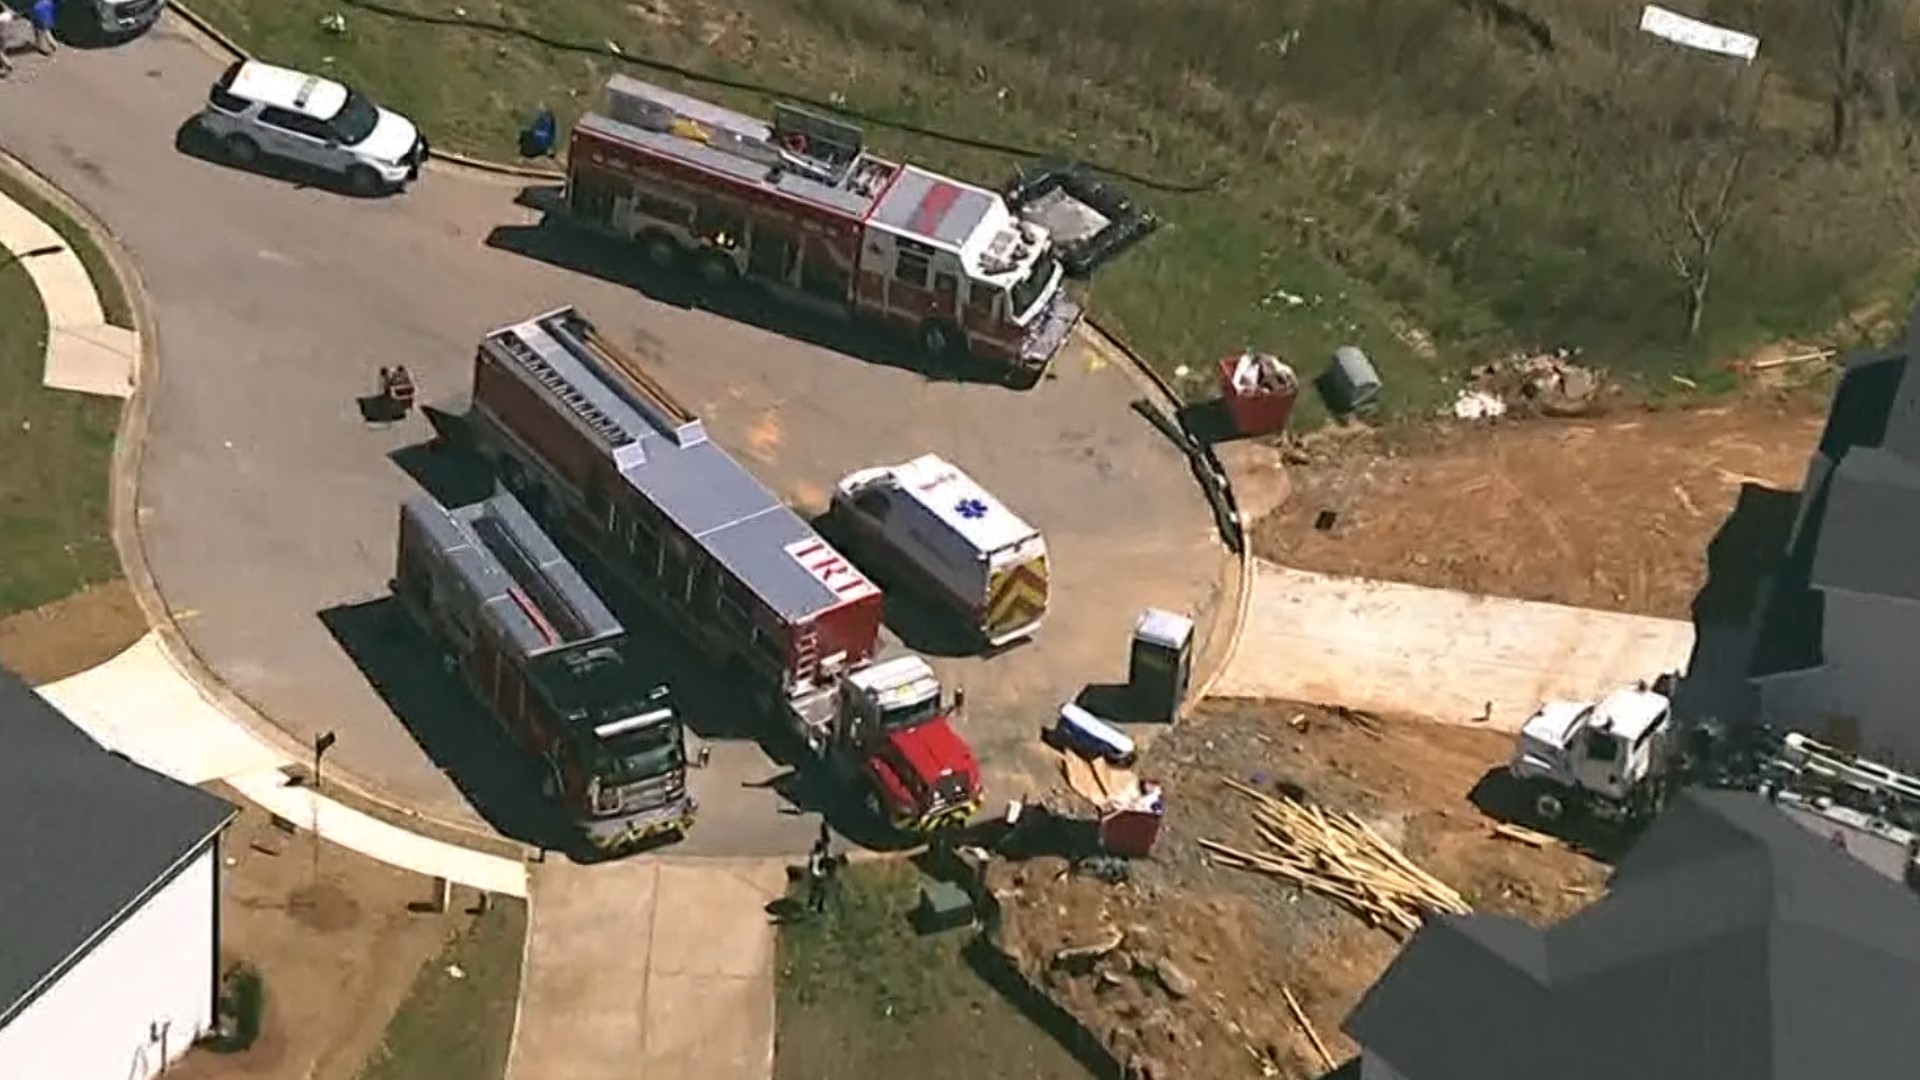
[1216,352,1299,437]
[1098,781,1166,858]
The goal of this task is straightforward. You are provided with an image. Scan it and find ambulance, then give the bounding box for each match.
[831,454,1050,647]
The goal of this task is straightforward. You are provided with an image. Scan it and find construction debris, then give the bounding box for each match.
[1452,388,1508,420]
[1464,349,1604,418]
[1491,821,1559,848]
[1281,986,1336,1073]
[1201,778,1471,935]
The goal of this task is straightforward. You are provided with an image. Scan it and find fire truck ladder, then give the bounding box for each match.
[496,330,637,449]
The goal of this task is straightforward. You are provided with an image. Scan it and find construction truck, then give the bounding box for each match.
[1509,683,1680,828]
[391,491,696,853]
[559,75,1083,386]
[830,454,1050,649]
[460,305,984,835]
[1510,680,1920,885]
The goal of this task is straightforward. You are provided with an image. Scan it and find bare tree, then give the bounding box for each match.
[1619,63,1774,341]
[1829,0,1881,155]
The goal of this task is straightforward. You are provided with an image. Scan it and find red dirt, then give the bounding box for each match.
[1252,392,1828,618]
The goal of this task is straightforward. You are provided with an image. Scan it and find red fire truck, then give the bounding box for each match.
[561,74,1084,386]
[392,490,697,853]
[460,305,983,833]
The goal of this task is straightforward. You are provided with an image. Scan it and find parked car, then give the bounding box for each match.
[197,60,428,195]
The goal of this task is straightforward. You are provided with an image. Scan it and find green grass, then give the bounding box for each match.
[775,861,1091,1080]
[183,0,1920,416]
[354,898,529,1080]
[0,256,121,616]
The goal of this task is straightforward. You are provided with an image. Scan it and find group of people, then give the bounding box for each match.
[0,0,58,78]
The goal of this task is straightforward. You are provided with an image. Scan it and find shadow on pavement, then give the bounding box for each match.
[317,595,579,854]
[483,192,1032,389]
[388,437,497,510]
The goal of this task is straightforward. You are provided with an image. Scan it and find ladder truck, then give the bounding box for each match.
[460,305,984,835]
[1510,678,1920,887]
[392,490,697,854]
[559,74,1083,387]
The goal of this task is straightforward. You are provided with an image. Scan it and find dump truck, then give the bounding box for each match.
[460,306,983,833]
[559,75,1083,386]
[391,490,696,853]
[830,453,1049,648]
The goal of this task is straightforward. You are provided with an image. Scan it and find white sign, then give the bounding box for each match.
[1639,4,1760,62]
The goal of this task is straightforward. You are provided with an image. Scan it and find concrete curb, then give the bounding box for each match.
[1078,323,1255,711]
[0,148,530,875]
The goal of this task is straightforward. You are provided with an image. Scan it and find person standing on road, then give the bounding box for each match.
[29,0,55,55]
[0,10,18,77]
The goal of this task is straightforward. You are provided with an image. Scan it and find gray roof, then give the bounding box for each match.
[0,666,237,1024]
[1808,447,1920,603]
[870,166,995,247]
[402,491,625,659]
[1750,314,1920,683]
[1343,789,1920,1080]
[479,309,877,622]
[577,75,899,220]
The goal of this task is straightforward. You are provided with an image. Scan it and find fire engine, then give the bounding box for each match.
[391,490,696,853]
[459,305,984,833]
[561,74,1084,385]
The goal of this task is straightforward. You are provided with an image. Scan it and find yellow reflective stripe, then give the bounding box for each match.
[984,555,1048,637]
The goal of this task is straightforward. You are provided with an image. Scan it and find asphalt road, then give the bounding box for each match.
[0,19,1221,857]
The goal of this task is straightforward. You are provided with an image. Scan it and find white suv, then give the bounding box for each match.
[198,60,427,196]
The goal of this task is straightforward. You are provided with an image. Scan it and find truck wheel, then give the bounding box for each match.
[1534,791,1566,824]
[222,134,261,167]
[918,320,964,360]
[694,251,738,290]
[346,166,384,198]
[637,230,682,272]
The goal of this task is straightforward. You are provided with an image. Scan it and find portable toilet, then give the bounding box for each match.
[1129,608,1194,723]
[1321,345,1381,413]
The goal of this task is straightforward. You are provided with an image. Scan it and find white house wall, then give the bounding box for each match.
[0,844,216,1080]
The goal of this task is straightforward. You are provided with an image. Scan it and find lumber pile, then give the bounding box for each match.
[1201,778,1471,935]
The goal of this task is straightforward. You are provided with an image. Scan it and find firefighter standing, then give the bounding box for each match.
[805,824,835,915]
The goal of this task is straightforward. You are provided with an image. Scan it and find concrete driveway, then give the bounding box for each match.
[507,858,784,1080]
[0,21,1222,856]
[1212,561,1696,731]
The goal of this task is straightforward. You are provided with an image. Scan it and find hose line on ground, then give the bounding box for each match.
[332,0,1226,194]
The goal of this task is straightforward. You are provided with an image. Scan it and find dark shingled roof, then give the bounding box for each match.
[0,666,237,1025]
[1343,789,1920,1080]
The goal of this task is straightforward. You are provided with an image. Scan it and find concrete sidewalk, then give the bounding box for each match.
[508,858,784,1080]
[1212,560,1696,731]
[0,181,138,398]
[38,633,528,897]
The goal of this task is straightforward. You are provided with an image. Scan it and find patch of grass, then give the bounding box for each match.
[354,898,528,1080]
[0,167,133,329]
[0,257,121,616]
[775,861,1091,1080]
[184,0,1920,417]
